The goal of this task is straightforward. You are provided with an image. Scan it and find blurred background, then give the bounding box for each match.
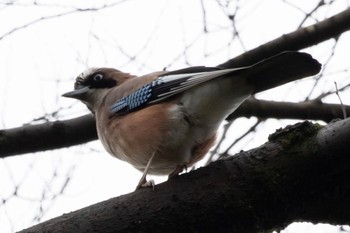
[0,0,350,232]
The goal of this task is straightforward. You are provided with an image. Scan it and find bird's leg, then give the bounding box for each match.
[135,151,156,190]
[168,164,187,179]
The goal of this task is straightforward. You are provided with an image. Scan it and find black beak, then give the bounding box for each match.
[62,86,90,100]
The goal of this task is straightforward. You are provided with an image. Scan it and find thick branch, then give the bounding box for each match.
[228,98,350,122]
[0,115,97,157]
[219,8,350,68]
[1,100,349,158]
[19,118,350,233]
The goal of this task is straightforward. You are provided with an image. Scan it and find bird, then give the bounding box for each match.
[62,51,321,189]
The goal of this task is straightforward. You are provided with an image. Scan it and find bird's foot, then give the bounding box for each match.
[135,151,156,190]
[168,164,187,179]
[135,177,155,190]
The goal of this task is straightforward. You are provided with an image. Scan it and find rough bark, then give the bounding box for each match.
[19,118,350,233]
[0,115,97,157]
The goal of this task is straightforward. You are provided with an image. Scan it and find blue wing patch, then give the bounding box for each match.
[110,78,165,114]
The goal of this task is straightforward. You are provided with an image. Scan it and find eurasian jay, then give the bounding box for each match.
[63,51,321,189]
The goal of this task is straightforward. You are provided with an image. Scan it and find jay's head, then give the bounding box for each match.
[62,68,130,113]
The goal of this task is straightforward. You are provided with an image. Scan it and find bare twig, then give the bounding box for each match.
[335,81,347,119]
[220,118,263,157]
[0,1,128,41]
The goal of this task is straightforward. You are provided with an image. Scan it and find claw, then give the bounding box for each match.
[135,177,155,190]
[168,164,187,179]
[135,152,156,190]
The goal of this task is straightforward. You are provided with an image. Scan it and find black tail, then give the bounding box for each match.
[241,51,321,94]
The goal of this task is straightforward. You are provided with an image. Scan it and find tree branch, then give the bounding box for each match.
[228,98,350,123]
[0,115,97,157]
[219,8,350,68]
[1,100,349,158]
[18,118,350,233]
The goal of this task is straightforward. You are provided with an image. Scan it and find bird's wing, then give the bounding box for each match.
[110,66,246,115]
[110,51,322,115]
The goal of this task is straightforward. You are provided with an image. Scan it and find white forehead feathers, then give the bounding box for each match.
[78,67,98,79]
[74,67,98,90]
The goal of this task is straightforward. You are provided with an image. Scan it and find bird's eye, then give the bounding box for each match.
[93,73,104,81]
